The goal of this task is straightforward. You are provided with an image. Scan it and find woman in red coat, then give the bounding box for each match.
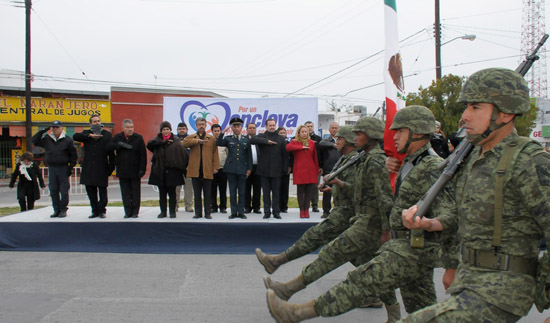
[286,125,319,218]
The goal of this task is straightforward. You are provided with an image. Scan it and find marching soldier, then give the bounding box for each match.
[216,117,253,219]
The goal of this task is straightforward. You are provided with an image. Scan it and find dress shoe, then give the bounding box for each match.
[321,213,329,219]
[99,213,106,218]
[193,214,202,219]
[158,212,167,218]
[273,213,281,219]
[211,208,218,213]
[220,208,227,214]
[253,209,262,214]
[89,213,99,219]
[228,214,238,219]
[244,208,252,214]
[185,207,194,212]
[239,214,247,219]
[311,207,320,212]
[50,212,59,218]
[263,213,271,219]
[124,214,131,218]
[169,213,176,218]
[57,211,67,218]
[303,210,310,218]
[132,214,138,218]
[205,214,212,219]
[281,209,288,213]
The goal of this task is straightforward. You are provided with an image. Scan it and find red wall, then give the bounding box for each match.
[110,90,216,175]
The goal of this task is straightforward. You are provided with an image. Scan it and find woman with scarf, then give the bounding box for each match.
[147,121,188,218]
[286,125,319,218]
[9,152,45,212]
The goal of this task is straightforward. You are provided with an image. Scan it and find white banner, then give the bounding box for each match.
[163,97,318,137]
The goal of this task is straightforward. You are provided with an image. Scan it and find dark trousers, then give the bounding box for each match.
[48,165,70,213]
[245,166,261,211]
[158,186,177,214]
[17,183,35,211]
[261,176,281,214]
[322,190,333,214]
[279,173,290,211]
[85,185,108,215]
[310,174,320,208]
[297,183,316,211]
[192,177,212,216]
[211,169,227,210]
[227,173,246,215]
[119,178,141,216]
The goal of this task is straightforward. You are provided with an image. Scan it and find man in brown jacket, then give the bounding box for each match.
[183,117,220,219]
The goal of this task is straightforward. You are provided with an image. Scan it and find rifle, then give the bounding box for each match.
[321,150,365,188]
[412,33,548,221]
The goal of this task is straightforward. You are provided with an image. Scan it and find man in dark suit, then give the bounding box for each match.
[251,119,288,219]
[216,117,253,219]
[73,115,116,219]
[305,121,322,212]
[107,119,147,218]
[318,122,341,218]
[245,122,262,214]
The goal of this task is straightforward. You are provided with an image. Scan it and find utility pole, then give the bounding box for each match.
[24,0,33,151]
[434,0,442,80]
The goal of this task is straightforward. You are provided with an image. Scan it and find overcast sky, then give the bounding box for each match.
[0,0,545,113]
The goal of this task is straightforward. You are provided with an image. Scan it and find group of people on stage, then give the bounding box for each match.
[14,113,343,220]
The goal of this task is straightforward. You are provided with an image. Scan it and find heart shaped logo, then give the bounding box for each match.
[180,100,231,133]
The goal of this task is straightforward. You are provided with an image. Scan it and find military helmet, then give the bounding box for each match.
[352,117,384,139]
[458,68,530,114]
[390,105,436,134]
[335,126,355,145]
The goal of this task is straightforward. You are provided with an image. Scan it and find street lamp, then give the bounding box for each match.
[435,34,477,80]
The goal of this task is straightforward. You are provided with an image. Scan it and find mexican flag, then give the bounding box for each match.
[383,0,406,188]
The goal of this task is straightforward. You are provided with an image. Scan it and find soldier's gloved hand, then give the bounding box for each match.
[8,184,14,189]
[67,167,73,177]
[117,142,133,150]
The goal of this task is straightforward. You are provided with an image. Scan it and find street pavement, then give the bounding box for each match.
[0,251,547,323]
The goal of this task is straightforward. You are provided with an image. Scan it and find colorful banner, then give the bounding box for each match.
[163,97,318,137]
[0,96,111,123]
[383,0,406,188]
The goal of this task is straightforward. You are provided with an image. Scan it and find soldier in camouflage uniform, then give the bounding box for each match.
[401,68,550,322]
[265,117,400,321]
[254,126,358,274]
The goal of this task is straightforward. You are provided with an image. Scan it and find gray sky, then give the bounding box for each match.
[0,0,544,113]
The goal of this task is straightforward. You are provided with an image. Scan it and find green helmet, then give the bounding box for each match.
[458,68,530,115]
[390,105,436,135]
[335,126,355,145]
[352,117,384,140]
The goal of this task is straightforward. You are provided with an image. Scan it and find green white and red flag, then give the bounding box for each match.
[383,0,406,188]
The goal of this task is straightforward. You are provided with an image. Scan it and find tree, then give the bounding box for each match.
[406,73,538,137]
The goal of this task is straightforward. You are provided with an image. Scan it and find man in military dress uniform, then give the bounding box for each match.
[255,126,358,273]
[264,117,398,319]
[401,68,550,322]
[216,117,253,219]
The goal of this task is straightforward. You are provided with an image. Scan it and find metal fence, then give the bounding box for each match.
[40,167,86,196]
[0,141,17,178]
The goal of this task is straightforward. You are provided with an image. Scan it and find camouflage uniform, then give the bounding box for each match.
[314,141,457,316]
[402,68,550,321]
[285,150,358,261]
[301,144,396,301]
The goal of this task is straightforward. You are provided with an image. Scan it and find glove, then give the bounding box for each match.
[117,141,133,150]
[139,170,146,178]
[67,167,73,177]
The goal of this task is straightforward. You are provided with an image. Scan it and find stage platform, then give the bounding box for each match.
[0,207,321,254]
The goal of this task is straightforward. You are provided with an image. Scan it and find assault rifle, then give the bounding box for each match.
[412,33,548,221]
[321,150,365,188]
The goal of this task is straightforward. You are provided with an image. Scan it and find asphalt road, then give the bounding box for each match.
[0,252,547,323]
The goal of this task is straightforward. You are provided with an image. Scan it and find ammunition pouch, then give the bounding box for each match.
[460,245,538,277]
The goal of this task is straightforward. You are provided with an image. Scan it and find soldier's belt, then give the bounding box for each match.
[460,245,538,277]
[390,229,439,241]
[354,206,378,214]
